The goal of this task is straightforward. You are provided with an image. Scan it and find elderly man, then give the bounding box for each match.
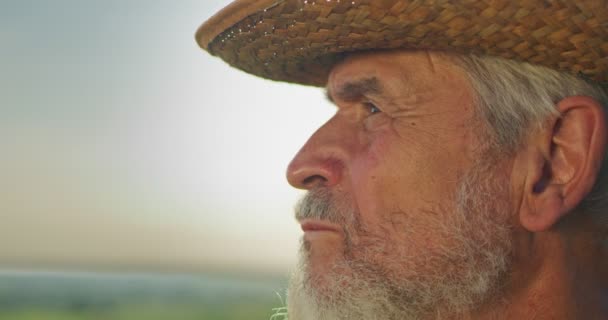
[197,1,608,319]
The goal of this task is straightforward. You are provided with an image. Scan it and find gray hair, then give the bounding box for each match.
[453,55,608,234]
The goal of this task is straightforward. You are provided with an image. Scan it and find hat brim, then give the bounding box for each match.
[197,0,608,87]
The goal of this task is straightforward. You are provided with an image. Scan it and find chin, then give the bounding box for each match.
[300,236,346,284]
[287,248,374,320]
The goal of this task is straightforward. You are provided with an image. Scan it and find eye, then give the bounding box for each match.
[362,101,381,115]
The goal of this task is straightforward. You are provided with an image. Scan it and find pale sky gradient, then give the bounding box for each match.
[0,0,334,275]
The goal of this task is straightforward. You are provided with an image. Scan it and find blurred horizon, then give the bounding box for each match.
[0,269,289,320]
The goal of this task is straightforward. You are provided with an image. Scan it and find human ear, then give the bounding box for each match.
[520,96,607,232]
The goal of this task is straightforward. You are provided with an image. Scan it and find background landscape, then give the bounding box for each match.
[0,0,333,319]
[0,271,287,320]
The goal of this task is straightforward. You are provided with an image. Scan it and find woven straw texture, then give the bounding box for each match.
[197,0,608,87]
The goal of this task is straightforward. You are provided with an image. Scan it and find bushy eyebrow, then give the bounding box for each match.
[325,77,382,104]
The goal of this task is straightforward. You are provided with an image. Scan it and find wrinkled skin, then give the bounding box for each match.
[287,51,487,285]
[285,51,515,319]
[285,50,608,320]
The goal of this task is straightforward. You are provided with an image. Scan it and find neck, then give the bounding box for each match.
[463,228,608,320]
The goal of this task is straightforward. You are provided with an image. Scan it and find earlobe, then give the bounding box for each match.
[519,96,607,232]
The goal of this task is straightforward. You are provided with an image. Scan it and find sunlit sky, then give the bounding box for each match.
[0,0,334,275]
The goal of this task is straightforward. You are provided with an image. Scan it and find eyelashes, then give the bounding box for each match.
[362,101,381,115]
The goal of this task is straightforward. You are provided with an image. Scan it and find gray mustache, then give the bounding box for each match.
[295,189,343,223]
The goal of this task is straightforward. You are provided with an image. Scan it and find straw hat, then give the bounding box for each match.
[196,0,608,87]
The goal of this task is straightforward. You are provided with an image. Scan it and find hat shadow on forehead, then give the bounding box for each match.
[196,0,608,87]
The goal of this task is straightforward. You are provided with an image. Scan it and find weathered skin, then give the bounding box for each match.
[287,50,608,319]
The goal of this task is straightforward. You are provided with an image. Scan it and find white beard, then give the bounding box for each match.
[287,158,513,320]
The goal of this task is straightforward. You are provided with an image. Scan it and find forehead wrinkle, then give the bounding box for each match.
[328,76,383,103]
[425,51,437,74]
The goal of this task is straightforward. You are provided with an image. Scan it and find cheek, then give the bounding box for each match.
[349,128,463,236]
[349,132,413,229]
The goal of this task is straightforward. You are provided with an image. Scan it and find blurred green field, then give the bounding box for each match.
[0,271,288,320]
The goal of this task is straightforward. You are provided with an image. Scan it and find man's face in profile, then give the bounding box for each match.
[285,51,515,320]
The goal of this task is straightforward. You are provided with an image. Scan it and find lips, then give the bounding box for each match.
[300,220,341,233]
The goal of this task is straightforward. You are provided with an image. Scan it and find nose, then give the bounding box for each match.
[286,115,353,190]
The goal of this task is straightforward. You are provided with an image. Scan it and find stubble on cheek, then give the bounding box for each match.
[356,200,463,277]
[390,205,450,238]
